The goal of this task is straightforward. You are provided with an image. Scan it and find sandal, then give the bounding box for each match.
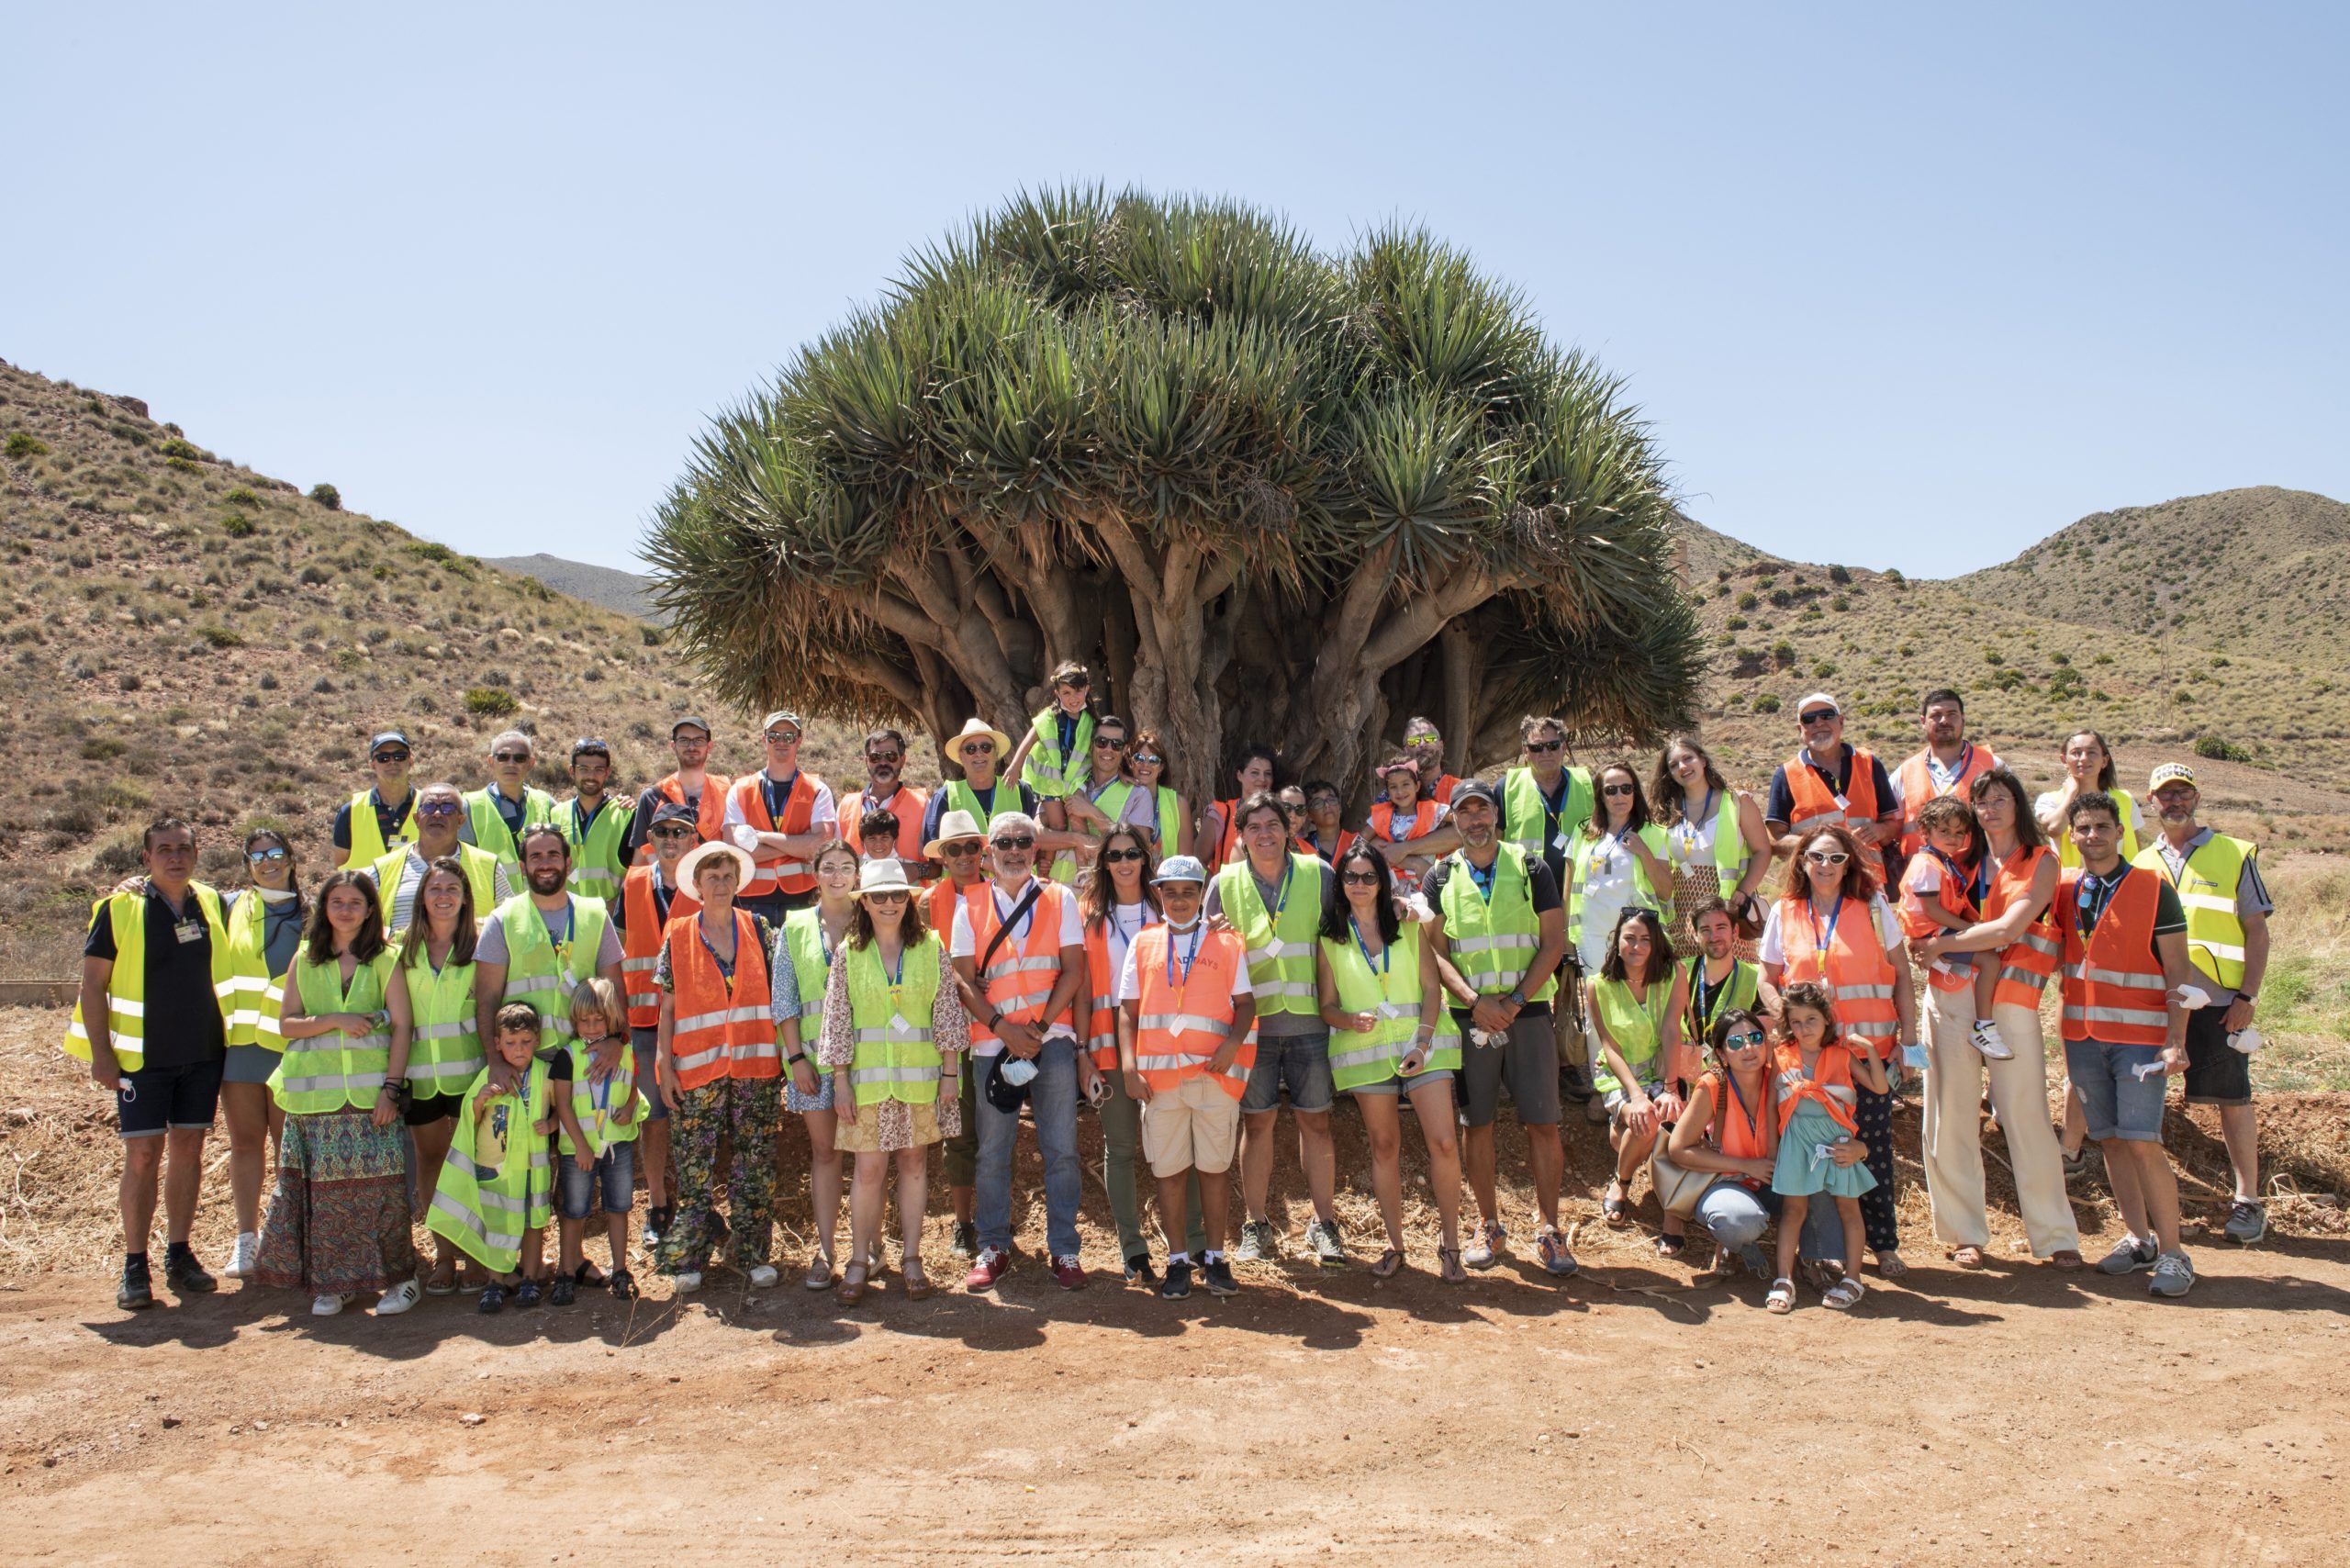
[1437,1245,1467,1284]
[1654,1232,1686,1260]
[1766,1277,1796,1314]
[901,1264,934,1302]
[1872,1249,1908,1280]
[423,1263,458,1297]
[836,1261,869,1307]
[803,1253,836,1292]
[1371,1249,1404,1280]
[610,1268,638,1301]
[1602,1180,1632,1226]
[1949,1245,1985,1269]
[1822,1272,1866,1310]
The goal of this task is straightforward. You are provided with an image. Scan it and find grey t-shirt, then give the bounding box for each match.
[473,898,626,970]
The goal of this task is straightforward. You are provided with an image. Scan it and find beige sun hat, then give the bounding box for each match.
[856,858,914,899]
[677,838,755,891]
[947,715,1014,761]
[922,808,987,859]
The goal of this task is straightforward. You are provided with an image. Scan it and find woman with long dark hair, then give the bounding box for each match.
[385,858,480,1294]
[218,828,303,1282]
[1587,906,1691,1249]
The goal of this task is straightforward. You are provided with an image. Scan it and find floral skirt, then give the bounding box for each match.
[834,1091,956,1154]
[256,1109,417,1295]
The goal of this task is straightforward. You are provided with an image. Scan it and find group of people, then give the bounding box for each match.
[69,672,2277,1320]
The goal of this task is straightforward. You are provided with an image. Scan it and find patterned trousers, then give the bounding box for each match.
[1854,1082,1899,1253]
[655,1075,781,1275]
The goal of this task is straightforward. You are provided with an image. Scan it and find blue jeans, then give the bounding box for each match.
[1695,1177,1846,1265]
[976,1036,1083,1260]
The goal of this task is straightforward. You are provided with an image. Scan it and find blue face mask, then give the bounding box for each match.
[999,1056,1039,1088]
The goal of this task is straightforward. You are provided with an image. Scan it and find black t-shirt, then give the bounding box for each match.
[1421,851,1563,1019]
[621,782,703,867]
[537,1046,575,1082]
[84,888,228,1069]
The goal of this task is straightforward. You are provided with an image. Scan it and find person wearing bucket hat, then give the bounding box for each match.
[621,716,731,868]
[948,811,1093,1292]
[2132,761,2274,1246]
[650,833,783,1291]
[814,856,968,1305]
[922,807,994,1257]
[722,710,837,923]
[919,718,1031,845]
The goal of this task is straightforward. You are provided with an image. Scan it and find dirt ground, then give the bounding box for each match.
[5,1009,2349,1565]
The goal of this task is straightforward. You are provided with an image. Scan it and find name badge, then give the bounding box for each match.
[1551,831,1569,853]
[173,919,206,946]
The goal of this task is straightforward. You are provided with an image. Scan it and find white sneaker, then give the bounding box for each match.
[375,1279,421,1316]
[747,1263,779,1289]
[673,1270,703,1293]
[1969,1023,2015,1061]
[311,1292,351,1316]
[225,1232,260,1280]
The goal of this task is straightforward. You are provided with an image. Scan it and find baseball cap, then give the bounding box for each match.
[760,710,804,734]
[650,801,699,828]
[2148,762,2198,792]
[1796,693,1840,719]
[670,715,711,739]
[1151,854,1210,886]
[1449,778,1497,807]
[368,730,410,754]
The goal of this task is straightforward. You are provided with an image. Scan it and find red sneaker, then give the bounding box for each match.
[963,1246,1011,1292]
[1050,1254,1087,1291]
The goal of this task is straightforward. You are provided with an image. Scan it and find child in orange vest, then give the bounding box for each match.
[1768,984,1885,1313]
[1896,797,2009,1061]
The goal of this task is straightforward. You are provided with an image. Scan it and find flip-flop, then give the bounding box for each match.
[1873,1249,1908,1279]
[1371,1249,1404,1279]
[1949,1245,1984,1269]
[1437,1245,1467,1284]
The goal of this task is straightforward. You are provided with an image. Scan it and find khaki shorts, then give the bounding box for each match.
[1140,1072,1240,1178]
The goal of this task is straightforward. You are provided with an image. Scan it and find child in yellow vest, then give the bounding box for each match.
[554,978,642,1305]
[426,1002,554,1313]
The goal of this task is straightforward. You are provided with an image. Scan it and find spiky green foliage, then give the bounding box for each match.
[647,186,1700,801]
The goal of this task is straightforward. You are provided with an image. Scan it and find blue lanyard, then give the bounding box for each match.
[1164,921,1203,987]
[1932,847,1988,906]
[1263,858,1296,918]
[1936,744,1974,792]
[1806,896,1844,957]
[2076,869,2123,931]
[1680,790,1716,854]
[1349,915,1389,977]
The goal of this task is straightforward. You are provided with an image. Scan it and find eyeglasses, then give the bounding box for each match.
[1525,739,1563,755]
[491,749,531,763]
[1131,754,1161,766]
[651,825,695,841]
[1805,849,1851,867]
[248,846,289,864]
[1602,783,1636,797]
[961,742,995,757]
[1798,710,1838,726]
[673,732,711,745]
[990,835,1035,852]
[866,750,902,765]
[1102,847,1146,865]
[941,839,984,857]
[1094,735,1128,750]
[766,729,801,745]
[1723,1031,1766,1048]
[372,749,410,764]
[1340,870,1382,886]
[865,890,910,905]
[417,801,463,819]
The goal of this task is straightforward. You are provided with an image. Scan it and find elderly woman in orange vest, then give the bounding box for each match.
[1760,823,1919,1279]
[816,857,970,1305]
[652,838,783,1294]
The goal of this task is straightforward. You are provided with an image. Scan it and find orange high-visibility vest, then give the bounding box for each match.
[665,908,777,1089]
[634,773,731,865]
[1984,845,2061,1011]
[621,865,699,1030]
[1081,907,1159,1071]
[1205,799,1241,872]
[1429,774,1460,806]
[1697,1068,1774,1163]
[1130,924,1254,1100]
[1773,1039,1860,1136]
[1775,893,1898,1058]
[730,770,821,899]
[1368,800,1439,849]
[1784,746,1886,868]
[962,880,1074,1049]
[846,784,929,864]
[1895,745,1998,859]
[2059,866,2170,1047]
[1897,850,1983,996]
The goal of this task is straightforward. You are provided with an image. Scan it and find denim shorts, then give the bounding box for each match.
[559,1143,636,1218]
[630,1028,669,1122]
[2064,1036,2170,1143]
[1240,1027,1334,1114]
[117,1058,223,1138]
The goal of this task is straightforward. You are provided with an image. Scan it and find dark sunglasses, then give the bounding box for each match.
[960,742,996,756]
[940,839,985,857]
[1525,739,1563,754]
[1602,783,1636,797]
[1340,870,1382,886]
[372,749,410,764]
[864,890,910,904]
[248,846,290,864]
[1102,847,1146,865]
[1093,735,1128,750]
[650,825,695,841]
[866,750,902,765]
[1722,1030,1766,1048]
[1798,710,1838,725]
[766,729,801,745]
[1131,753,1162,766]
[416,801,464,818]
[491,749,531,763]
[990,835,1035,852]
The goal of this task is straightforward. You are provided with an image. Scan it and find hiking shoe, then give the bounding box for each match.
[1463,1221,1506,1271]
[2097,1236,2157,1276]
[1124,1252,1159,1287]
[964,1246,1012,1292]
[476,1284,505,1315]
[514,1280,543,1309]
[164,1246,218,1295]
[375,1279,421,1316]
[549,1276,576,1308]
[2149,1250,2197,1299]
[2061,1143,2089,1181]
[1969,1022,2014,1061]
[1050,1254,1088,1291]
[1537,1228,1580,1278]
[1202,1258,1239,1296]
[1308,1218,1348,1268]
[951,1220,979,1260]
[118,1256,155,1312]
[1159,1260,1193,1300]
[2223,1201,2266,1246]
[225,1231,261,1280]
[1233,1219,1278,1263]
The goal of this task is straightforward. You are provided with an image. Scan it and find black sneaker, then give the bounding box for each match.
[163,1246,218,1295]
[1202,1258,1238,1296]
[1561,1063,1595,1103]
[476,1284,506,1315]
[610,1268,638,1301]
[1124,1252,1159,1287]
[951,1220,979,1260]
[1159,1260,1193,1300]
[118,1255,155,1311]
[549,1276,576,1307]
[514,1279,543,1309]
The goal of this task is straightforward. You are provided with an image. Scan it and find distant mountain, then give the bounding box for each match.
[485,553,661,622]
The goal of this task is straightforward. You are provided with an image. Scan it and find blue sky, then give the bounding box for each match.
[6,3,2344,577]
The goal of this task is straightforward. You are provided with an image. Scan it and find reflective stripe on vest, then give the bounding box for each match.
[268,950,397,1114]
[1502,765,1593,859]
[1896,747,1997,859]
[1566,823,1666,955]
[1784,746,1885,868]
[372,843,500,939]
[220,888,277,1047]
[62,884,236,1072]
[562,796,631,906]
[621,868,693,1030]
[731,771,822,898]
[464,786,555,888]
[1774,893,1898,1054]
[1131,925,1254,1100]
[2132,834,2253,991]
[2057,866,2170,1046]
[845,936,945,1107]
[341,788,418,869]
[1321,924,1460,1092]
[424,1060,553,1274]
[394,940,483,1090]
[782,907,835,1022]
[1215,854,1323,1016]
[1438,845,1558,1005]
[1590,973,1674,1095]
[666,908,777,1088]
[495,894,611,1049]
[964,881,1073,1047]
[633,774,731,866]
[1981,845,2062,1011]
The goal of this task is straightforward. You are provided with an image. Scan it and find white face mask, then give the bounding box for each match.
[257,886,299,905]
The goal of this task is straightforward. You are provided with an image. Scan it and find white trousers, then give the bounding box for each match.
[1921,987,2081,1256]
